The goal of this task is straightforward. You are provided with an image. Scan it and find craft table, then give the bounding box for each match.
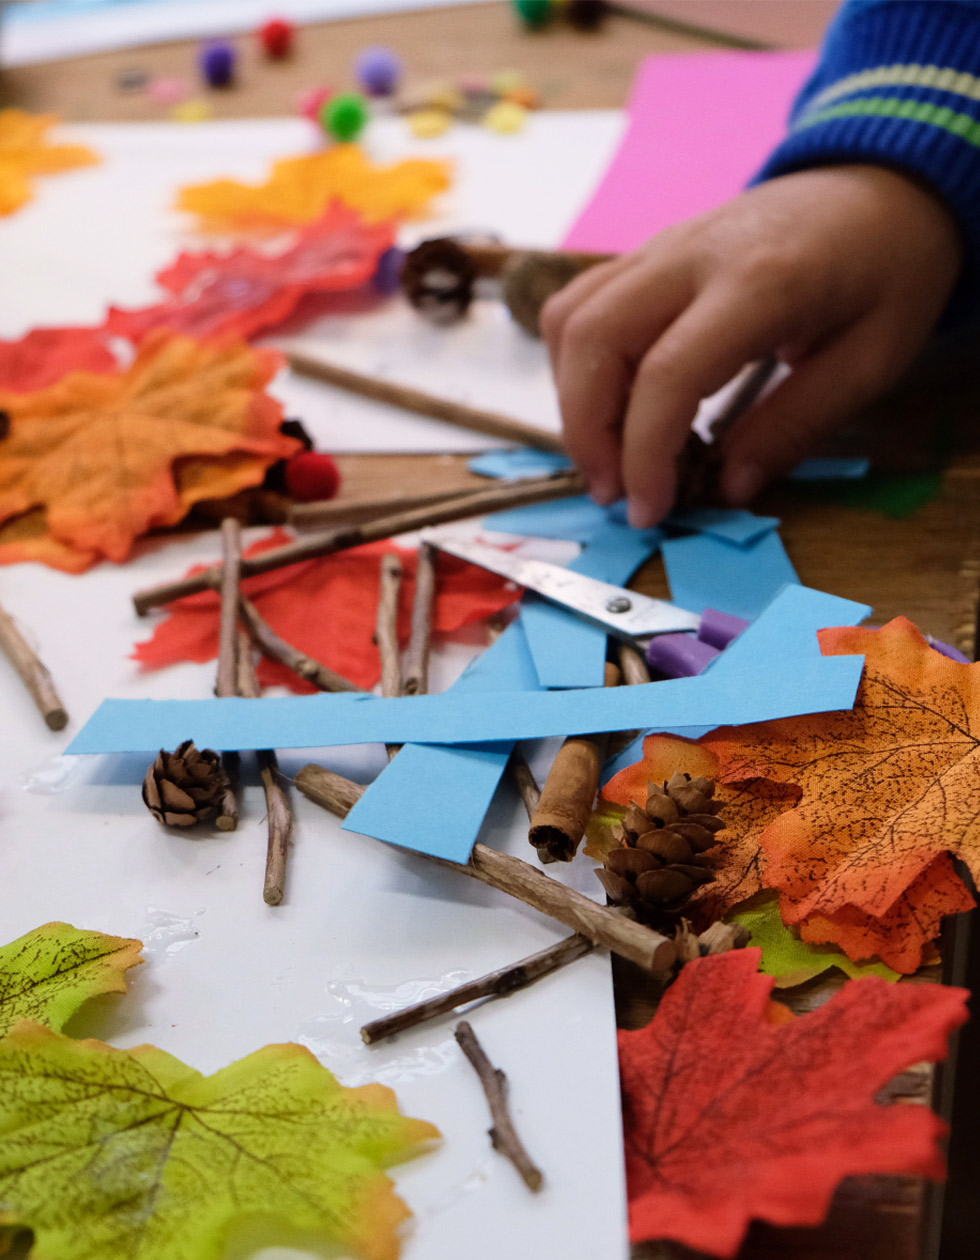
[3,3,980,1260]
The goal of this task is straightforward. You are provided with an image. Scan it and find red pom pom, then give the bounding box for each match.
[259,17,295,59]
[284,450,341,502]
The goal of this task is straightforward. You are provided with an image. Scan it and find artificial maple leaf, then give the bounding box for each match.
[619,948,966,1257]
[107,206,395,344]
[133,530,522,691]
[704,617,980,933]
[0,507,98,573]
[0,327,118,392]
[0,331,298,568]
[591,732,800,925]
[0,1021,438,1260]
[0,110,98,216]
[0,923,142,1036]
[178,144,451,232]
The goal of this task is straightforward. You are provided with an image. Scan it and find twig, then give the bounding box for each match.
[454,1020,543,1192]
[508,747,541,821]
[238,595,363,694]
[361,931,593,1044]
[0,599,68,731]
[529,662,619,863]
[286,349,566,454]
[616,641,651,687]
[376,553,404,700]
[401,541,436,696]
[290,487,477,529]
[606,2,776,51]
[294,763,676,974]
[134,472,585,615]
[236,632,294,906]
[215,519,243,831]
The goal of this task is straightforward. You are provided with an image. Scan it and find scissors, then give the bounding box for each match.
[421,530,747,677]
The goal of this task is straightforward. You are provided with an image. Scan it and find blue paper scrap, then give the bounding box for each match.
[67,657,863,755]
[789,457,871,481]
[468,449,574,480]
[520,522,663,690]
[483,495,616,543]
[343,618,540,861]
[666,507,780,546]
[662,529,799,621]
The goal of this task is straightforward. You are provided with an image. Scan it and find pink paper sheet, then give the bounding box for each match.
[563,50,817,253]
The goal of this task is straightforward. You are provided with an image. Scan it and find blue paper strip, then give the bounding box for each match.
[67,657,863,755]
[666,507,780,545]
[519,523,663,689]
[662,530,799,620]
[483,496,619,543]
[789,457,871,481]
[467,449,574,480]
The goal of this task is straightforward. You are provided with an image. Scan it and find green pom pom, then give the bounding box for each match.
[512,0,552,28]
[320,91,370,142]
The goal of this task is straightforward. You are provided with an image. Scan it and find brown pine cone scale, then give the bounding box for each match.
[143,740,230,828]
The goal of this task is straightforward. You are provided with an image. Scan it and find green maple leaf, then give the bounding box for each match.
[0,1022,439,1260]
[0,923,142,1036]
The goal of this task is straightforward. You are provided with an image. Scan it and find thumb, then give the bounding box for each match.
[719,318,900,503]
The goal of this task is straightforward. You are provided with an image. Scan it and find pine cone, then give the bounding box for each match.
[596,771,726,928]
[142,740,229,828]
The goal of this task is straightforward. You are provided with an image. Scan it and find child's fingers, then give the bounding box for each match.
[719,314,900,501]
[539,253,637,353]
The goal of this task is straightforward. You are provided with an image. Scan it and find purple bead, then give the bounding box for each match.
[372,246,405,295]
[645,633,721,679]
[355,46,402,97]
[200,40,237,88]
[698,607,750,650]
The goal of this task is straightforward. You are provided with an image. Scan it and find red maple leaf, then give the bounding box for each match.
[619,949,966,1257]
[107,206,395,344]
[0,327,118,392]
[133,529,522,691]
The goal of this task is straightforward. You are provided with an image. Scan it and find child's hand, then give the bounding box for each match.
[540,165,964,526]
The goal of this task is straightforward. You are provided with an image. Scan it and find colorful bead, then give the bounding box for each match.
[320,92,370,142]
[259,17,295,59]
[199,40,237,88]
[355,46,403,97]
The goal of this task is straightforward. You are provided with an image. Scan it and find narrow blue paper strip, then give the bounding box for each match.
[662,530,799,620]
[468,450,574,480]
[788,457,871,481]
[67,657,863,755]
[483,496,617,542]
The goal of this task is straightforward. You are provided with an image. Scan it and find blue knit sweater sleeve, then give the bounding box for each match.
[756,0,980,315]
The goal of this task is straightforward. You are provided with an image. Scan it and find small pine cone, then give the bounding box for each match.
[400,237,478,323]
[142,740,229,828]
[596,772,725,928]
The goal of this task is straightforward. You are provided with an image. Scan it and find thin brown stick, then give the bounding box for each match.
[294,763,676,974]
[236,631,294,906]
[401,541,436,697]
[617,641,652,687]
[290,487,474,530]
[529,662,620,863]
[508,747,541,822]
[215,519,243,831]
[376,553,404,700]
[134,472,585,615]
[286,349,567,454]
[238,595,363,693]
[0,599,68,731]
[454,1020,543,1192]
[361,931,594,1044]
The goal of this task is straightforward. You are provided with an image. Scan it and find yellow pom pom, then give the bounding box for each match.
[408,108,453,138]
[490,69,525,96]
[422,82,464,113]
[172,98,213,123]
[483,100,527,134]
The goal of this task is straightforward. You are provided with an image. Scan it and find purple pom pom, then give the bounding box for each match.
[200,40,237,88]
[373,246,405,295]
[355,46,402,97]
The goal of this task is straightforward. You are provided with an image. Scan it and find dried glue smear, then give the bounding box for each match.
[141,907,203,961]
[298,973,470,1088]
[22,754,82,794]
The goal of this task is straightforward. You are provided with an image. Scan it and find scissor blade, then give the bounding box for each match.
[424,532,700,640]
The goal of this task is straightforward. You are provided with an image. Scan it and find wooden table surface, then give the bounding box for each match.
[5,4,979,1259]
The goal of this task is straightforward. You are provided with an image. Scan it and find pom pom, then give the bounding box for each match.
[285,450,341,502]
[512,0,553,28]
[483,100,527,133]
[297,85,332,121]
[173,99,213,123]
[320,92,370,142]
[373,246,406,295]
[199,40,237,88]
[259,17,295,58]
[355,46,403,97]
[149,76,190,105]
[407,108,452,138]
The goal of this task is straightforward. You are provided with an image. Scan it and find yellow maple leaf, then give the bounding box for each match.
[178,143,451,230]
[0,109,99,216]
[0,331,298,568]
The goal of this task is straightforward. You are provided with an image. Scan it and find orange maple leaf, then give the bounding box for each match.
[0,332,297,568]
[0,110,99,216]
[620,949,967,1257]
[704,618,977,942]
[178,145,451,232]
